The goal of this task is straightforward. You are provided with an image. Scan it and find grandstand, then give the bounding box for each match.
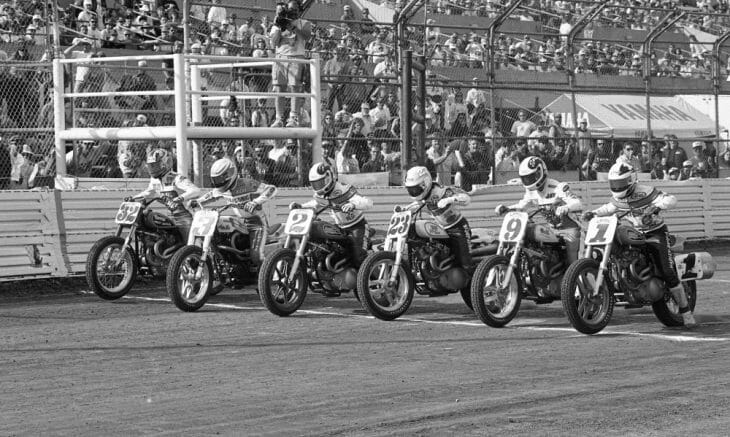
[1,0,729,190]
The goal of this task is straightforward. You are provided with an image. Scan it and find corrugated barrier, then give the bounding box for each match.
[0,179,725,281]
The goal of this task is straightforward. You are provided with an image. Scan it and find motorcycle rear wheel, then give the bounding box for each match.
[86,236,139,300]
[357,251,415,321]
[652,280,697,327]
[470,255,521,327]
[258,247,307,316]
[166,245,213,312]
[560,258,614,335]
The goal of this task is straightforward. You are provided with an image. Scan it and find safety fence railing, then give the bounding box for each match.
[2,178,730,281]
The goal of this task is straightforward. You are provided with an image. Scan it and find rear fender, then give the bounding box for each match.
[675,252,715,281]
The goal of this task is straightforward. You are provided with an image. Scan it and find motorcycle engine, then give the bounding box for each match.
[416,243,468,293]
[314,242,356,291]
[616,247,660,304]
[524,246,565,298]
[634,277,666,303]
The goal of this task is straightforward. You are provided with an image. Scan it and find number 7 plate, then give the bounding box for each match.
[585,215,618,246]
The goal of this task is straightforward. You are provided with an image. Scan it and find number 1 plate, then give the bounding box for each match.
[585,215,618,246]
[284,209,314,236]
[499,211,528,243]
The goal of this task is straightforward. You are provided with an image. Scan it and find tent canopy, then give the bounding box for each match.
[540,94,716,139]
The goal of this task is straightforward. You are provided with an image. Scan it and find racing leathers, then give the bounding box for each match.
[410,184,473,270]
[198,177,278,265]
[586,184,692,315]
[301,181,373,265]
[505,178,582,265]
[133,171,202,241]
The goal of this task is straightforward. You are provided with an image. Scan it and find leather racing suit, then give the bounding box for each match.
[301,181,373,265]
[411,184,473,269]
[507,178,582,265]
[198,177,278,265]
[134,171,202,241]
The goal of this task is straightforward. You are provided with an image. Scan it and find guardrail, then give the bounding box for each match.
[1,179,727,281]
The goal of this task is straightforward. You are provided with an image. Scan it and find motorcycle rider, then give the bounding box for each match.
[582,162,697,328]
[494,157,582,265]
[197,157,278,265]
[404,166,473,270]
[130,148,202,241]
[291,162,373,266]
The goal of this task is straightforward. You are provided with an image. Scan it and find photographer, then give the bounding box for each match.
[269,0,312,128]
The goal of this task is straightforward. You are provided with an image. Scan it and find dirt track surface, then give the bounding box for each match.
[2,249,730,436]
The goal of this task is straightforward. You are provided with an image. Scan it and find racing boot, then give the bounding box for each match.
[670,284,697,329]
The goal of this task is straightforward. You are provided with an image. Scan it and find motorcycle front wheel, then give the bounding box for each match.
[560,258,615,335]
[86,236,139,300]
[258,247,308,316]
[652,280,697,327]
[166,245,213,312]
[470,255,521,327]
[356,251,415,321]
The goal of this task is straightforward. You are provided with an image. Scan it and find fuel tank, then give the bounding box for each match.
[527,223,561,244]
[615,225,645,246]
[414,220,449,239]
[311,221,349,240]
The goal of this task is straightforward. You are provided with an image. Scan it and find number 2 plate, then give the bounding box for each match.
[284,209,314,236]
[585,215,618,246]
[499,211,528,243]
[191,210,219,238]
[115,202,142,225]
[387,210,412,240]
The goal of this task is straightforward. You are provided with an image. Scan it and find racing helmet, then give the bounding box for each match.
[607,162,638,200]
[210,157,238,191]
[404,166,433,201]
[146,148,170,179]
[308,162,336,196]
[518,156,548,191]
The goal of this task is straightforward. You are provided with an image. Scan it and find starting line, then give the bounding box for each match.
[79,290,729,344]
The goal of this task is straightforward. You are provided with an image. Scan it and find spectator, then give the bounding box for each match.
[615,142,642,170]
[361,142,385,173]
[207,0,227,27]
[270,0,312,128]
[426,134,461,185]
[0,139,11,189]
[580,140,598,181]
[662,134,688,170]
[465,77,487,114]
[336,139,360,174]
[369,98,392,134]
[352,102,374,136]
[462,137,491,188]
[576,119,591,156]
[344,117,369,167]
[689,141,713,178]
[547,114,566,149]
[381,141,401,172]
[495,144,520,172]
[510,109,536,142]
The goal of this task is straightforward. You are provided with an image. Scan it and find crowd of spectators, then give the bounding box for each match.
[2,0,730,189]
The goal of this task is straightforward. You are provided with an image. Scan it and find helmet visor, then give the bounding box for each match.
[407,185,425,198]
[520,171,541,187]
[210,173,229,188]
[147,161,165,178]
[609,178,630,194]
[310,178,328,192]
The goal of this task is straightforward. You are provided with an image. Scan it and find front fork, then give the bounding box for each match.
[194,235,213,281]
[587,242,612,296]
[287,234,310,284]
[108,225,135,270]
[495,241,522,290]
[387,238,406,285]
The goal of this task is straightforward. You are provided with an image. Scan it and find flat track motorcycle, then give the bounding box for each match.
[86,197,184,300]
[470,205,571,327]
[166,199,281,312]
[257,205,377,317]
[356,204,498,321]
[561,210,715,334]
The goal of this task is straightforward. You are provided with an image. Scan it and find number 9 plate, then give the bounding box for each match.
[499,211,528,243]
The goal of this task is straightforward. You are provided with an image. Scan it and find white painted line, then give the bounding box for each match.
[705,278,730,284]
[80,291,729,343]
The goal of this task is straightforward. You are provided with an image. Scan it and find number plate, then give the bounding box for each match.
[499,211,528,243]
[585,215,618,246]
[114,202,143,225]
[191,210,219,238]
[284,209,314,236]
[386,210,412,239]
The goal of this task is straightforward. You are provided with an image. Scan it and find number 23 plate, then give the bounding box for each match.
[285,209,314,236]
[499,211,528,243]
[585,215,617,246]
[387,210,412,239]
